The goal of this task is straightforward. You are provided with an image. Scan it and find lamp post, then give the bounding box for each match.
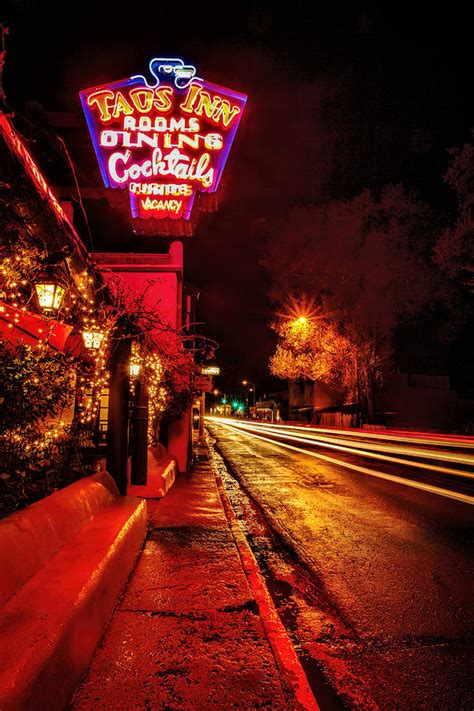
[220,395,230,416]
[242,380,256,408]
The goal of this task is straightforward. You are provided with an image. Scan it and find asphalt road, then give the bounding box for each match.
[207,419,474,711]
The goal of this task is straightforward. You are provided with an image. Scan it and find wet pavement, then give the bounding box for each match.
[207,421,474,711]
[71,446,303,710]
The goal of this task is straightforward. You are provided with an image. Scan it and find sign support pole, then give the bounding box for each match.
[199,392,205,439]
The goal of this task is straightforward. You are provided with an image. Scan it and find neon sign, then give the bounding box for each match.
[80,58,247,224]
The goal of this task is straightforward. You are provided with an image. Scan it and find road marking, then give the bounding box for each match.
[213,421,474,507]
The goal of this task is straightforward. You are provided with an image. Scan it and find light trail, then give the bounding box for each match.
[215,419,474,450]
[211,419,474,477]
[208,418,474,506]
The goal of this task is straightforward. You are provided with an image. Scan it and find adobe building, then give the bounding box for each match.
[92,245,193,480]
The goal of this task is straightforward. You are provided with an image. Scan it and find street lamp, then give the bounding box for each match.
[242,379,256,407]
[290,315,311,335]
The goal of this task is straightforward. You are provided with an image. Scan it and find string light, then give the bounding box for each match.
[144,350,168,442]
[78,320,112,426]
[129,341,169,443]
[130,340,141,378]
[0,244,98,327]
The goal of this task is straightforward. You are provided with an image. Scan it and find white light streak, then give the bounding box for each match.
[214,420,474,476]
[217,419,474,450]
[208,418,474,506]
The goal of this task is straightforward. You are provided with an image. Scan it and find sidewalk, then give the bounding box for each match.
[71,441,306,710]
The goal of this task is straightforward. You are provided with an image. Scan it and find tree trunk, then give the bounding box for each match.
[364,363,377,424]
[355,357,362,427]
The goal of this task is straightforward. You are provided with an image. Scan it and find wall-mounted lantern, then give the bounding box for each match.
[34,282,66,313]
[130,363,141,377]
[82,330,104,350]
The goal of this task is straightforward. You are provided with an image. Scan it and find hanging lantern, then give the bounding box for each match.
[82,330,104,349]
[34,282,66,313]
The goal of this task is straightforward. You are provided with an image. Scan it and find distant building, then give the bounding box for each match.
[254,391,288,422]
[286,373,474,433]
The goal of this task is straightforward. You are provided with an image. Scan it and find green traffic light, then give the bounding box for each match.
[221,397,227,404]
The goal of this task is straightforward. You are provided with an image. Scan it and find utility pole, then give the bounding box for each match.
[242,380,256,409]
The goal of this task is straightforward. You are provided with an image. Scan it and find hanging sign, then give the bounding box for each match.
[202,365,220,375]
[80,58,247,224]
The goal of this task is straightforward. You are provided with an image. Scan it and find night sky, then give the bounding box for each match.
[2,3,474,397]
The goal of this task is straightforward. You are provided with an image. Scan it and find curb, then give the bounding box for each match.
[208,439,319,711]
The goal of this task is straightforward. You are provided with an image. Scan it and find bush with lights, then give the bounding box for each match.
[0,241,107,517]
[0,341,83,517]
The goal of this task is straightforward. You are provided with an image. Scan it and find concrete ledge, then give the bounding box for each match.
[0,471,119,608]
[0,473,147,711]
[128,448,177,499]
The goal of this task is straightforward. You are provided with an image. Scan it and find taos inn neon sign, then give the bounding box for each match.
[80,58,247,223]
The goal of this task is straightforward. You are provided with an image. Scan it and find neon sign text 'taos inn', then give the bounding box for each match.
[80,58,247,224]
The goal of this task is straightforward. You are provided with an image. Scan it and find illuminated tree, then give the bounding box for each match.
[270,311,356,397]
[264,185,441,421]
